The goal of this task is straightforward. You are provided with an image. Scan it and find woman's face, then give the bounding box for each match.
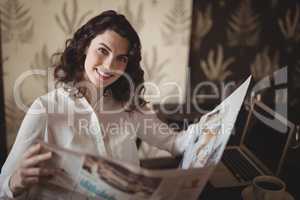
[84,30,129,88]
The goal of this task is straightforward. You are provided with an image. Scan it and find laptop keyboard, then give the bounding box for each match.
[222,149,261,182]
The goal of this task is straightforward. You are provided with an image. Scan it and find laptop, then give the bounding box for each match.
[209,100,294,187]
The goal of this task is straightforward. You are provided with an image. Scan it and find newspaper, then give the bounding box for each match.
[39,76,251,200]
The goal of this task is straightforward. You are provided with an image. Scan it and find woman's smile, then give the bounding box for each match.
[95,68,114,81]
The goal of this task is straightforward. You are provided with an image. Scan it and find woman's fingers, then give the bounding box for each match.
[9,144,55,195]
[21,177,39,186]
[21,167,55,177]
[23,143,42,159]
[22,152,52,168]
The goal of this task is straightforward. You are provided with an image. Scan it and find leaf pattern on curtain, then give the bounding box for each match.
[278,4,300,46]
[55,0,93,37]
[118,0,144,33]
[30,44,53,92]
[142,46,170,83]
[191,4,212,51]
[200,45,235,81]
[226,0,260,47]
[250,47,279,81]
[0,0,34,44]
[161,0,191,46]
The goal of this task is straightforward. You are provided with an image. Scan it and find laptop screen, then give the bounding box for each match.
[242,102,292,174]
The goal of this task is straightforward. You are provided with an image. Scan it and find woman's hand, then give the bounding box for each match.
[9,143,56,196]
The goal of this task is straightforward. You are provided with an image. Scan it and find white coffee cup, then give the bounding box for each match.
[252,176,286,200]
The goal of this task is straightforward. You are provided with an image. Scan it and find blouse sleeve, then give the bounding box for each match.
[0,98,47,199]
[133,105,197,156]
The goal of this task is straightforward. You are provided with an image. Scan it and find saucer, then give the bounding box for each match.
[241,185,294,200]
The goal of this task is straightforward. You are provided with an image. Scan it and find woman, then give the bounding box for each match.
[0,10,196,199]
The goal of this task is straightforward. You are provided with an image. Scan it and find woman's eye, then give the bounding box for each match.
[118,56,128,64]
[97,47,108,55]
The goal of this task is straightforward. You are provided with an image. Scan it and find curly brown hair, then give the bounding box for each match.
[53,10,146,111]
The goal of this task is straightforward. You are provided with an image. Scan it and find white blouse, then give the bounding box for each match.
[0,87,195,199]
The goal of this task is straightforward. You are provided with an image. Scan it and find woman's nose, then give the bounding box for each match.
[103,56,114,70]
